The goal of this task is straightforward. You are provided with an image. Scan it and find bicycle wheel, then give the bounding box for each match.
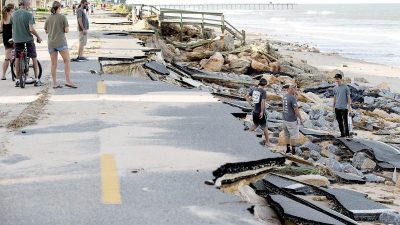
[19,59,26,88]
[11,58,42,81]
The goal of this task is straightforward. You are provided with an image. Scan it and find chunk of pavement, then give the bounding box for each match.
[212,156,285,185]
[293,174,330,187]
[317,157,343,172]
[144,61,170,75]
[342,163,364,177]
[262,174,315,195]
[338,138,400,169]
[300,127,334,140]
[379,211,400,225]
[334,171,366,184]
[352,152,377,171]
[267,194,348,225]
[300,142,322,153]
[364,174,386,183]
[323,188,396,221]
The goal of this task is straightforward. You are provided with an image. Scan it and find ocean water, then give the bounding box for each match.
[211,4,400,68]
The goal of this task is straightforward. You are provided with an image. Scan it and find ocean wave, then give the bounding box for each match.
[306,10,336,15]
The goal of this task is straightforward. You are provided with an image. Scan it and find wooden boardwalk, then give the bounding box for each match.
[153,4,295,10]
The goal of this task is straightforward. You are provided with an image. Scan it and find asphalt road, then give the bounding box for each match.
[0,11,279,225]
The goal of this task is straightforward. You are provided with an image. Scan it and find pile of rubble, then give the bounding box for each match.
[102,15,400,225]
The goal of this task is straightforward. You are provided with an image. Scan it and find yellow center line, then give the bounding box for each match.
[101,154,122,204]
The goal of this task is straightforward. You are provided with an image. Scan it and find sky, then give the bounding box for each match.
[128,0,400,4]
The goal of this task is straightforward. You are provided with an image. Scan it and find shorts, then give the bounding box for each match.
[79,31,88,46]
[48,45,68,54]
[252,112,267,130]
[15,41,37,58]
[283,120,299,140]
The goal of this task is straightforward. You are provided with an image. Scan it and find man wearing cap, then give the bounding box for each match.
[246,78,271,147]
[282,85,304,154]
[333,73,352,137]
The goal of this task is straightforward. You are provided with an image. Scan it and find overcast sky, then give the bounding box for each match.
[131,0,400,4]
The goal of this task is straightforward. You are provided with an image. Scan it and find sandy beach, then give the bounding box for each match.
[247,32,400,93]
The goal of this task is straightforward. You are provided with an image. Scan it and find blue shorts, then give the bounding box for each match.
[48,46,68,54]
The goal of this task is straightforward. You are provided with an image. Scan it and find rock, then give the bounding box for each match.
[270,137,279,144]
[313,117,329,128]
[199,59,208,68]
[251,60,269,72]
[269,62,281,73]
[300,142,322,153]
[223,34,235,51]
[269,111,283,120]
[377,82,390,90]
[352,152,377,171]
[364,174,385,183]
[238,52,251,58]
[342,163,364,177]
[310,150,321,161]
[229,57,251,74]
[364,96,375,105]
[320,148,336,159]
[186,51,214,61]
[317,157,343,172]
[202,52,224,72]
[225,54,238,64]
[327,144,342,155]
[293,175,330,187]
[379,211,400,225]
[278,131,308,146]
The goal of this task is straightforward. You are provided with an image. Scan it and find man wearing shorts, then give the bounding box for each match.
[76,0,89,60]
[282,85,304,154]
[246,78,271,147]
[12,0,42,87]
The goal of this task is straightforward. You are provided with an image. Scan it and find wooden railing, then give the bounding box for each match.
[130,5,246,45]
[158,8,245,45]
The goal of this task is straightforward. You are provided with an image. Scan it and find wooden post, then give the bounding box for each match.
[201,13,205,39]
[221,14,225,34]
[180,12,183,41]
[241,30,246,46]
[158,12,163,36]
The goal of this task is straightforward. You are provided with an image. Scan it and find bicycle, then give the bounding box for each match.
[9,39,42,88]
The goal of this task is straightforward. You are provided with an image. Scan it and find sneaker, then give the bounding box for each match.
[34,80,43,87]
[15,81,20,87]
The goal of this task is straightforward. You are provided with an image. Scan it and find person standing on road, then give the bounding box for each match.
[245,78,271,147]
[45,1,77,89]
[12,0,42,87]
[282,85,304,154]
[1,3,15,80]
[76,0,89,61]
[333,73,352,137]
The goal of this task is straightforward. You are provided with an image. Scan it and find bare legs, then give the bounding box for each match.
[50,49,75,87]
[2,48,12,79]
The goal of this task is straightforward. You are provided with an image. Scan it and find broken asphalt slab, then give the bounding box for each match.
[322,188,396,221]
[338,138,400,169]
[261,174,315,195]
[144,61,170,75]
[267,194,352,225]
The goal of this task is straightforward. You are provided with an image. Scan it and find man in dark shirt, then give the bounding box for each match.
[246,78,271,147]
[333,73,352,137]
[282,85,304,154]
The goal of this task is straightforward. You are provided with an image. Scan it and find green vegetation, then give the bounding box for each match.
[112,4,132,14]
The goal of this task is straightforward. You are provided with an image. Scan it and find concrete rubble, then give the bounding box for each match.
[102,11,400,225]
